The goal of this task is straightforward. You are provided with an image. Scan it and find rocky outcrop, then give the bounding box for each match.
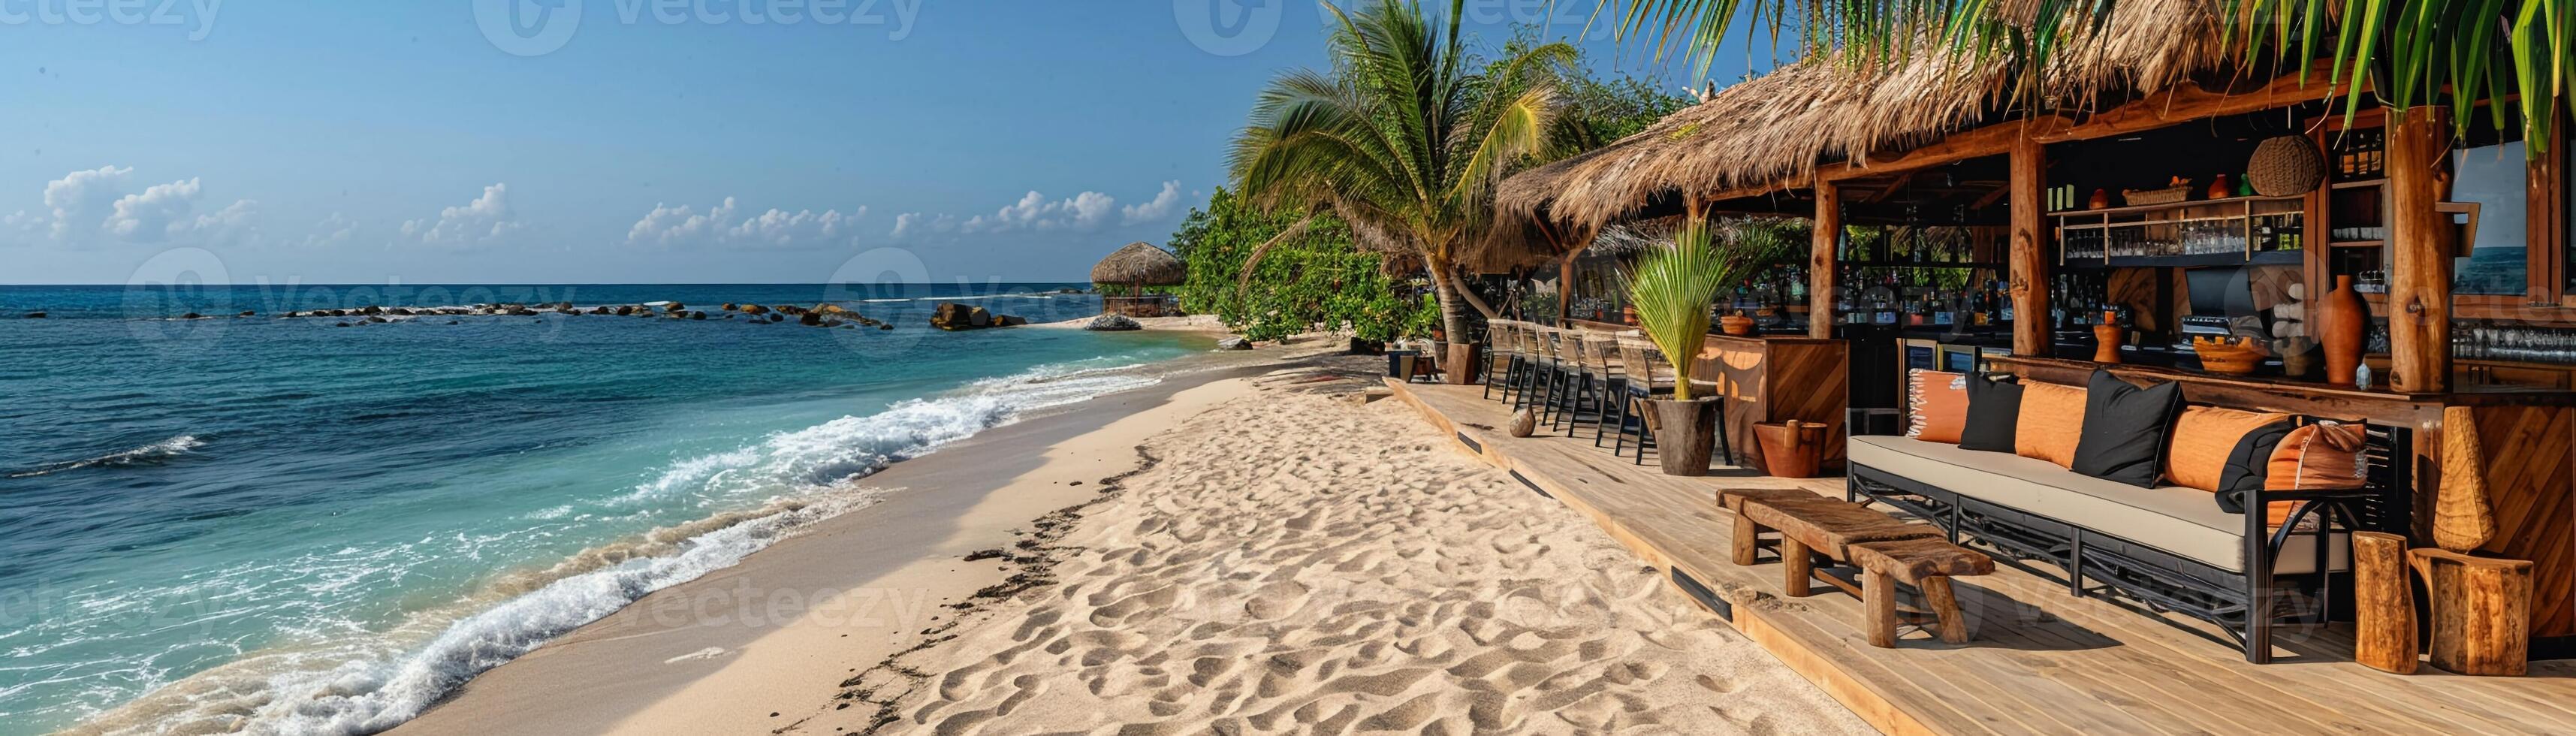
[741,304,770,315]
[1084,314,1142,332]
[930,303,1023,331]
[1217,336,1253,350]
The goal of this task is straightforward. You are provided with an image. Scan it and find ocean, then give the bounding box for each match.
[0,283,1211,734]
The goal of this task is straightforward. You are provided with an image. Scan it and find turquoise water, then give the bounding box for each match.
[0,284,1208,734]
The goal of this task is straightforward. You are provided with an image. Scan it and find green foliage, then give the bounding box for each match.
[1620,216,1756,401]
[1229,0,1577,340]
[1174,188,1434,342]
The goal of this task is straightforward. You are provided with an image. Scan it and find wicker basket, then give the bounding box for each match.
[2122,186,2192,206]
[2247,135,2327,196]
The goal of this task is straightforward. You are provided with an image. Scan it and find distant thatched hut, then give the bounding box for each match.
[1091,242,1186,317]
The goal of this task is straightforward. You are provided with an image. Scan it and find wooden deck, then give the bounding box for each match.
[1385,379,2576,735]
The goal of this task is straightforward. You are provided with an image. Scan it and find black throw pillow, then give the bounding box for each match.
[2072,370,2186,487]
[1956,373,2022,452]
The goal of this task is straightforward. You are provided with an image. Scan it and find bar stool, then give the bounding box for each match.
[1555,332,1619,436]
[1483,321,1521,400]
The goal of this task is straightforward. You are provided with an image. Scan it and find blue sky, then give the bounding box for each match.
[0,0,1770,285]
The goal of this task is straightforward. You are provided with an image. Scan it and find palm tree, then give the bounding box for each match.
[1230,0,1576,344]
[1601,0,2569,151]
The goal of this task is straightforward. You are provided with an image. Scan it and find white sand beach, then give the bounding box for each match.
[801,367,1869,734]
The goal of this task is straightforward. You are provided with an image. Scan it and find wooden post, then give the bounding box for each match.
[2354,531,2419,674]
[2410,548,2532,676]
[1864,569,1898,647]
[1733,512,1761,566]
[1784,538,1815,597]
[2009,133,2050,356]
[1558,255,1575,324]
[2387,107,2453,394]
[1810,180,1840,339]
[2435,406,2497,552]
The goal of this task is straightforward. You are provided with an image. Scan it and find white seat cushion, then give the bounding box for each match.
[1850,436,2347,575]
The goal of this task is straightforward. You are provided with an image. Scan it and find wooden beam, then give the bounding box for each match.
[1811,179,1842,339]
[1820,123,2033,184]
[2029,67,2349,145]
[2387,107,2453,394]
[2010,131,2050,356]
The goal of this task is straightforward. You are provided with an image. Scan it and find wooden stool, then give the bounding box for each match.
[1739,497,1942,597]
[2409,548,2534,676]
[1848,538,1995,647]
[1717,488,1821,566]
[2352,532,2418,674]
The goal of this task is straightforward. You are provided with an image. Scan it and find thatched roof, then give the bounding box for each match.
[1498,0,2240,237]
[1090,242,1186,285]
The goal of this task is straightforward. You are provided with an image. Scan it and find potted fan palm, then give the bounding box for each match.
[1622,215,1754,476]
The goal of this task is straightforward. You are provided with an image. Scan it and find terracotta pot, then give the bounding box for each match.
[1621,306,1639,326]
[1443,342,1480,385]
[1719,315,1755,336]
[2319,276,2367,386]
[2088,189,2112,209]
[2206,173,2234,200]
[1648,397,1721,476]
[1754,421,1830,478]
[2092,312,2123,363]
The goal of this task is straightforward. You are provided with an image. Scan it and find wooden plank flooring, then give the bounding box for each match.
[1386,379,2576,735]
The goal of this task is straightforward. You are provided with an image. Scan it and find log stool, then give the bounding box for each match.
[1738,496,1942,598]
[1717,488,1823,566]
[2409,548,2534,676]
[2352,532,2418,674]
[1848,538,1994,647]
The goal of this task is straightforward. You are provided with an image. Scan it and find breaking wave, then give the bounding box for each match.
[11,435,205,478]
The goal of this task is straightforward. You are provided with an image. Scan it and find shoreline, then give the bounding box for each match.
[390,344,1319,735]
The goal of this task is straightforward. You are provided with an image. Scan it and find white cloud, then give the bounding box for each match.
[403,183,520,246]
[302,213,357,249]
[624,197,866,249]
[106,177,204,240]
[11,166,258,246]
[888,212,956,241]
[1121,180,1184,225]
[961,189,1119,234]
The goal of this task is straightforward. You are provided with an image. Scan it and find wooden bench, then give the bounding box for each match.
[1719,488,1994,647]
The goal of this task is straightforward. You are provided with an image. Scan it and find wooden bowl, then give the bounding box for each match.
[2193,337,2266,376]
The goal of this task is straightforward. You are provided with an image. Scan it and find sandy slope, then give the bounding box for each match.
[825,376,1869,734]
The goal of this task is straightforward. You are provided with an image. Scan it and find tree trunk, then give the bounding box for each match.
[1428,267,1480,385]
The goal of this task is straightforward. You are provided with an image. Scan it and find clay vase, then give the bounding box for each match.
[2092,311,2124,363]
[2319,276,2367,386]
[1754,421,1831,478]
[2089,189,2111,210]
[2207,173,2234,200]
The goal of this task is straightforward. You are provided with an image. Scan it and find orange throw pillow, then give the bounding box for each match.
[2014,382,2087,468]
[1905,370,1970,444]
[2165,406,2292,492]
[2264,421,2371,527]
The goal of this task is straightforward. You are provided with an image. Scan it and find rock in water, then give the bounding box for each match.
[1509,408,1540,437]
[741,304,770,315]
[1217,336,1253,350]
[179,312,204,320]
[967,307,992,328]
[798,312,824,326]
[1084,315,1142,332]
[23,312,44,318]
[930,303,981,331]
[238,310,257,317]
